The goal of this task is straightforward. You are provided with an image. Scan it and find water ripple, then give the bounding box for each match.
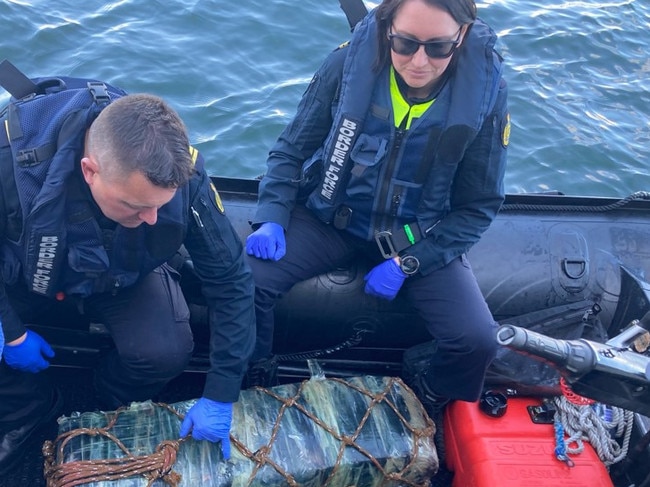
[1,0,648,195]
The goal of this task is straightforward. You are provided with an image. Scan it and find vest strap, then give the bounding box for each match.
[16,143,56,166]
[338,0,368,31]
[374,222,424,258]
[0,119,9,147]
[0,59,40,99]
[0,145,21,241]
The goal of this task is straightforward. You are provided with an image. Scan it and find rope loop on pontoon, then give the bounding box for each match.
[501,191,650,213]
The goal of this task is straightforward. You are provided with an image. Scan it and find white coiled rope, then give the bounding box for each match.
[552,395,635,467]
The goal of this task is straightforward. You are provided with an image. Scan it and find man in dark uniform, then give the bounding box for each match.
[0,88,255,474]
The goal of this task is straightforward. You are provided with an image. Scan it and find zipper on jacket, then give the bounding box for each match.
[376,128,406,231]
[391,193,401,217]
[191,206,204,228]
[111,279,121,296]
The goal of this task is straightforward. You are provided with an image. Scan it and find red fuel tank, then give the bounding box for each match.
[443,396,613,487]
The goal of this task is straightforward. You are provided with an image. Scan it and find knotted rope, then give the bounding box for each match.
[232,377,436,487]
[43,403,186,487]
[552,395,634,467]
[42,377,437,487]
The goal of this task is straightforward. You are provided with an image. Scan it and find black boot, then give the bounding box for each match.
[401,340,449,417]
[242,355,279,389]
[0,386,63,476]
[401,341,449,462]
[407,372,450,466]
[410,372,450,418]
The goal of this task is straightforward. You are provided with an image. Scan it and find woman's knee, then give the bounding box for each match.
[462,317,499,361]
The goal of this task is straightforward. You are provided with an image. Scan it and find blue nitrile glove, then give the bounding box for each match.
[364,258,407,300]
[180,398,233,459]
[245,222,286,261]
[0,326,4,361]
[3,330,55,373]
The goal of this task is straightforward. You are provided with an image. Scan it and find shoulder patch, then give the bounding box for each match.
[189,145,199,165]
[209,181,225,214]
[501,112,511,148]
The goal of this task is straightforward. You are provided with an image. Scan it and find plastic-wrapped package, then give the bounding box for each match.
[44,375,438,487]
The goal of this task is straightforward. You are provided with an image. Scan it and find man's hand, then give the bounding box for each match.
[180,398,233,459]
[364,258,407,300]
[245,222,286,261]
[3,330,55,373]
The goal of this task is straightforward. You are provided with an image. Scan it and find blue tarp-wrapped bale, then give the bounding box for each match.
[44,376,438,486]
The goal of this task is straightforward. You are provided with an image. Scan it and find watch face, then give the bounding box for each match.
[401,255,420,275]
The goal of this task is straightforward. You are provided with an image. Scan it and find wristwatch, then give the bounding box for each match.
[399,255,420,275]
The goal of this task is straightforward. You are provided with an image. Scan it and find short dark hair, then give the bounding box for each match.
[87,94,195,188]
[374,0,477,71]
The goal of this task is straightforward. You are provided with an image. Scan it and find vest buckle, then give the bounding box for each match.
[16,148,38,166]
[87,82,110,104]
[375,230,397,258]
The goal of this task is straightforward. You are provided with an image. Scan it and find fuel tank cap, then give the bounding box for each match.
[479,390,508,418]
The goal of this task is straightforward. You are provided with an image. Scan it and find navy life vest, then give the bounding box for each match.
[0,61,188,298]
[304,14,504,238]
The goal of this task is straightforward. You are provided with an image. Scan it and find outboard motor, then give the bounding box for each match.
[497,314,650,416]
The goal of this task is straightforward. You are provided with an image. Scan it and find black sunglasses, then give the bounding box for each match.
[388,27,462,59]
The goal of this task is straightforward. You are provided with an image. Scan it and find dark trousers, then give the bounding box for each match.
[246,205,498,402]
[0,264,194,430]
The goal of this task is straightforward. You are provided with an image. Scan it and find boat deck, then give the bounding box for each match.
[0,366,206,487]
[1,366,454,487]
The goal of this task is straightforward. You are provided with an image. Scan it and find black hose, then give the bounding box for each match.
[276,328,370,363]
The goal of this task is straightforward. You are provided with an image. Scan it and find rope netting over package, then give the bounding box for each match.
[43,376,438,487]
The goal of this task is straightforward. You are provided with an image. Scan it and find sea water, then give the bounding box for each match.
[1,0,649,197]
